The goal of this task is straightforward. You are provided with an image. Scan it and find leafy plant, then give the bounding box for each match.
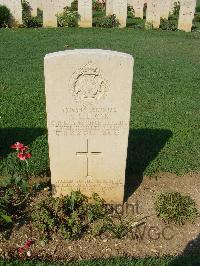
[57,6,80,27]
[93,0,105,12]
[23,16,42,28]
[22,0,31,19]
[0,5,10,28]
[0,142,32,230]
[194,13,200,22]
[173,2,180,16]
[160,18,177,31]
[96,14,120,28]
[155,192,199,225]
[196,6,200,12]
[32,191,106,240]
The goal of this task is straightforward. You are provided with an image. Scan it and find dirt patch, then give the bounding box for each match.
[0,172,200,261]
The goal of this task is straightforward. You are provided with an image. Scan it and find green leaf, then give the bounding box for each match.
[1,214,12,223]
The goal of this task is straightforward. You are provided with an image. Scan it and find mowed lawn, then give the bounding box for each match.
[0,28,200,178]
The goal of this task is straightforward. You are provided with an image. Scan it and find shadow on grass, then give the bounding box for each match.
[124,128,173,202]
[0,127,46,157]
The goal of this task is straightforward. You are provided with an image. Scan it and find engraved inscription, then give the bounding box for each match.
[69,62,109,104]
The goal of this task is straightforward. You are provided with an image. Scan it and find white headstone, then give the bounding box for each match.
[113,0,128,28]
[28,0,38,16]
[145,0,160,28]
[129,0,145,19]
[78,0,92,28]
[44,49,134,204]
[42,0,58,27]
[0,0,22,25]
[106,0,114,16]
[178,0,196,32]
[160,0,171,19]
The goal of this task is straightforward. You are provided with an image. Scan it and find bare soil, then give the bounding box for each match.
[0,172,200,261]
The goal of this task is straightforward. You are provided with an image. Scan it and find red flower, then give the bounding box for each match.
[11,142,24,151]
[20,146,28,152]
[18,247,24,255]
[24,240,33,249]
[17,152,31,161]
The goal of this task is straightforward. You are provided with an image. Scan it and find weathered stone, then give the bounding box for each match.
[160,0,171,19]
[178,0,196,32]
[44,49,134,203]
[43,0,57,27]
[78,0,92,28]
[146,0,160,28]
[106,0,114,16]
[113,0,128,28]
[129,0,145,19]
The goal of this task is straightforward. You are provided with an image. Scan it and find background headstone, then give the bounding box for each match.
[44,49,134,203]
[78,0,92,28]
[43,0,57,27]
[178,0,196,32]
[146,0,160,28]
[106,0,114,16]
[160,0,171,19]
[113,0,128,28]
[129,0,145,19]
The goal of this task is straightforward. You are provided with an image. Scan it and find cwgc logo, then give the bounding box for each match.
[69,62,108,104]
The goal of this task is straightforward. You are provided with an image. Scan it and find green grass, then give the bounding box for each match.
[1,256,200,266]
[0,28,200,178]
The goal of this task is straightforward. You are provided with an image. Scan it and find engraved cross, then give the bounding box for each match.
[76,139,102,178]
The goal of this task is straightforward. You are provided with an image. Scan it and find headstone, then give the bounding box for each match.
[0,0,22,25]
[28,0,38,16]
[178,0,196,32]
[160,0,171,19]
[129,0,145,19]
[43,0,57,27]
[44,49,134,204]
[113,0,128,28]
[145,0,160,28]
[106,0,114,16]
[78,0,92,28]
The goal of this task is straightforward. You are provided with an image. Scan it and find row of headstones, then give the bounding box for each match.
[0,0,196,32]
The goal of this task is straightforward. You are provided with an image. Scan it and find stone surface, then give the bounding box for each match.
[146,0,160,28]
[160,0,171,19]
[106,0,114,16]
[113,0,128,28]
[129,0,145,19]
[178,0,196,32]
[43,0,58,27]
[78,0,92,28]
[44,49,134,203]
[106,0,128,27]
[0,0,22,25]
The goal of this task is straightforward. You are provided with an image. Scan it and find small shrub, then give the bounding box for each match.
[23,16,42,28]
[0,5,11,28]
[155,192,199,225]
[160,18,177,31]
[194,13,200,22]
[97,14,120,28]
[32,191,106,240]
[57,7,79,27]
[0,142,33,231]
[93,0,105,11]
[131,18,145,29]
[196,6,200,12]
[70,0,78,11]
[173,2,180,16]
[22,0,31,19]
